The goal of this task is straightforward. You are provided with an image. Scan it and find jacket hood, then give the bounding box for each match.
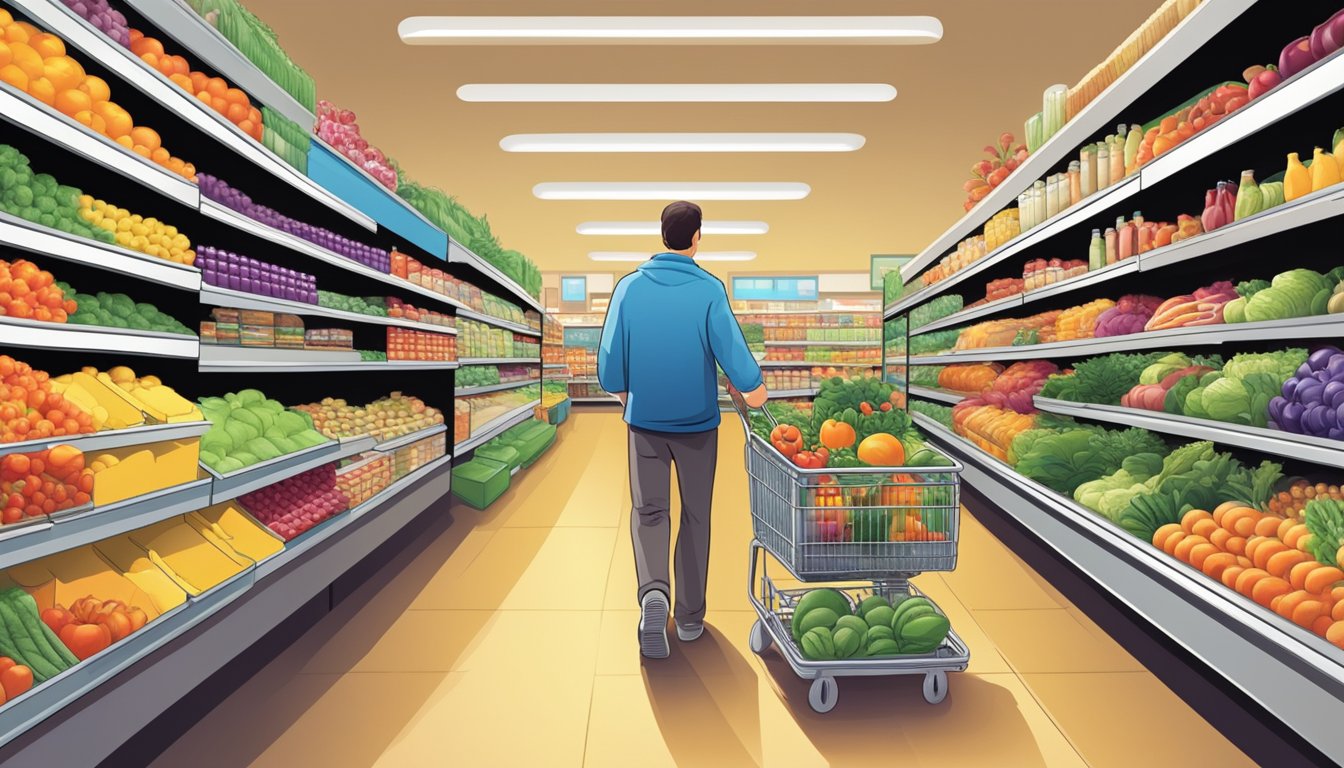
[636,253,706,286]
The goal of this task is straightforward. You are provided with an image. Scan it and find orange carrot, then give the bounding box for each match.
[1190,543,1219,571]
[1222,566,1245,590]
[1326,621,1344,649]
[1162,531,1187,556]
[1292,600,1325,628]
[1182,509,1213,535]
[1252,576,1292,607]
[1312,615,1334,637]
[1235,568,1270,596]
[1213,500,1243,526]
[1152,523,1183,550]
[1175,535,1208,563]
[1267,549,1308,578]
[1191,518,1220,540]
[1254,515,1285,539]
[1305,567,1344,596]
[1289,560,1321,591]
[1277,590,1315,619]
[1253,540,1288,570]
[1202,552,1237,580]
[1226,537,1248,556]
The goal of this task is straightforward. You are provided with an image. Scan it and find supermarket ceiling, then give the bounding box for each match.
[243,0,1159,277]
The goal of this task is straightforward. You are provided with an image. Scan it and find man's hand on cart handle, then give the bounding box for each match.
[727,382,769,409]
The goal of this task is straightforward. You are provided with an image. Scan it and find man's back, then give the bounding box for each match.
[598,253,762,433]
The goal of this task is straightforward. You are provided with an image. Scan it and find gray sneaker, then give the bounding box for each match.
[676,622,704,642]
[639,591,670,659]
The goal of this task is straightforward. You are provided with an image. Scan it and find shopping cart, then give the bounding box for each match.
[730,392,970,713]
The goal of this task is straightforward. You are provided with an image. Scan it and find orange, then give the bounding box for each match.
[188,71,208,92]
[168,73,192,91]
[205,77,226,97]
[88,113,105,134]
[130,144,150,158]
[170,56,188,76]
[95,101,133,138]
[53,88,90,116]
[71,108,94,126]
[42,56,83,92]
[0,64,27,91]
[150,147,168,164]
[194,89,211,106]
[27,32,64,59]
[4,24,30,44]
[223,86,248,105]
[0,11,10,26]
[78,74,110,102]
[129,126,160,151]
[155,56,175,77]
[0,40,11,69]
[138,51,159,69]
[129,36,163,57]
[8,42,42,80]
[26,76,54,105]
[210,95,227,115]
[114,135,133,149]
[225,102,247,124]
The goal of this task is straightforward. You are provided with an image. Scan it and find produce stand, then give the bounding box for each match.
[729,393,969,712]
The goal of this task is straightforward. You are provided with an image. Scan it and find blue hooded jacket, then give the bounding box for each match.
[598,253,763,433]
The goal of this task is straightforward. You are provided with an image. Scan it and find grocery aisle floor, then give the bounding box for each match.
[153,411,1253,768]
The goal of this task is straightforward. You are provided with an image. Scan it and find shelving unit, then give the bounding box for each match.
[454,400,541,454]
[200,286,460,335]
[453,381,536,397]
[0,212,203,291]
[907,385,966,405]
[458,357,539,366]
[456,307,541,336]
[0,317,200,359]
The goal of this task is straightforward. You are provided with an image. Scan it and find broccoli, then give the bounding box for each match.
[125,313,150,330]
[34,195,56,214]
[6,186,33,208]
[37,213,55,229]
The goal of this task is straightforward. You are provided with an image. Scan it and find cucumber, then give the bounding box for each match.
[0,589,71,671]
[0,601,58,681]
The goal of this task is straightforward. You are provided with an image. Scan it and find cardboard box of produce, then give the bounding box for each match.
[188,502,285,564]
[125,518,254,597]
[88,439,201,506]
[5,544,185,622]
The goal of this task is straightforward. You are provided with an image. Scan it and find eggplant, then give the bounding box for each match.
[1309,346,1338,371]
[1326,9,1344,57]
[1311,19,1339,60]
[1280,36,1318,79]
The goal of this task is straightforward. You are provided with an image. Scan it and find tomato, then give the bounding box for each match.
[0,664,32,699]
[58,621,111,660]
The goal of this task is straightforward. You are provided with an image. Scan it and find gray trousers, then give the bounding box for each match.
[629,426,718,625]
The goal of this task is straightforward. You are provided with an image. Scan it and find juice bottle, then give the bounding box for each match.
[1097,142,1112,189]
[1124,124,1142,175]
[1067,161,1082,206]
[1109,133,1126,183]
[1104,227,1118,265]
[1088,229,1105,271]
[1080,145,1097,198]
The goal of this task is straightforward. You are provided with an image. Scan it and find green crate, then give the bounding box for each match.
[476,444,521,471]
[451,458,511,509]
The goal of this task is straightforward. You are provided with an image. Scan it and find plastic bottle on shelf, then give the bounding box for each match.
[1067,161,1082,207]
[1043,84,1067,140]
[1017,192,1034,231]
[1088,229,1105,272]
[1124,124,1143,175]
[1080,145,1096,199]
[1109,133,1126,184]
[1097,141,1112,190]
[1032,180,1047,225]
[1118,214,1137,261]
[1104,227,1118,265]
[1044,174,1061,219]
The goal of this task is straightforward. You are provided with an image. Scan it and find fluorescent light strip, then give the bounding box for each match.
[457,84,897,103]
[501,133,864,153]
[578,221,769,236]
[535,182,809,201]
[400,16,943,45]
[589,252,757,262]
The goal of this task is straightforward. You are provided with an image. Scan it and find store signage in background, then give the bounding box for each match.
[871,255,913,291]
[564,326,603,350]
[731,276,819,301]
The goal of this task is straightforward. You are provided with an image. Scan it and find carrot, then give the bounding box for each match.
[1202,552,1237,580]
[1252,576,1292,607]
[1212,500,1243,526]
[1221,566,1245,590]
[1290,560,1322,591]
[1174,535,1208,563]
[1191,518,1219,540]
[1334,600,1344,622]
[1272,594,1286,612]
[1253,540,1288,570]
[1327,621,1344,649]
[1226,537,1248,556]
[1152,523,1183,549]
[1279,519,1303,543]
[1237,556,1253,569]
[1312,615,1334,637]
[1162,531,1187,556]
[1292,600,1325,628]
[1305,567,1344,596]
[1235,568,1270,596]
[1190,543,1220,571]
[1244,536,1269,563]
[1209,528,1232,552]
[1333,586,1344,603]
[1254,515,1285,539]
[1277,590,1315,619]
[1224,507,1259,537]
[1182,509,1213,535]
[1267,549,1308,578]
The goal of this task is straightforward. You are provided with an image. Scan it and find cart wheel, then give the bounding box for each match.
[923,671,948,704]
[808,676,838,713]
[748,620,772,655]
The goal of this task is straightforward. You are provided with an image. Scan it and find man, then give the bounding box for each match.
[598,200,769,660]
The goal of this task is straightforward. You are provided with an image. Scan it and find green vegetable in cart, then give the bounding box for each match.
[899,613,951,654]
[791,589,849,642]
[832,626,864,658]
[856,595,890,618]
[800,626,836,660]
[863,605,896,630]
[866,638,901,656]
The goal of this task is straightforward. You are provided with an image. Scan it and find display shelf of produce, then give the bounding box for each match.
[0,211,201,292]
[898,0,1252,283]
[907,385,966,405]
[454,400,540,454]
[199,200,461,312]
[206,436,370,504]
[887,175,1141,318]
[0,420,210,455]
[909,411,1344,759]
[9,0,376,232]
[0,476,212,571]
[446,238,542,313]
[907,314,1344,365]
[567,378,599,385]
[762,340,879,347]
[458,357,539,366]
[909,294,1024,337]
[306,138,442,253]
[373,423,448,452]
[733,308,881,316]
[117,0,316,129]
[543,363,568,370]
[1022,258,1140,306]
[453,380,535,398]
[0,81,198,209]
[1141,48,1344,187]
[758,361,880,368]
[0,316,199,359]
[200,359,460,374]
[1033,396,1344,471]
[0,460,453,762]
[456,307,541,337]
[199,286,458,335]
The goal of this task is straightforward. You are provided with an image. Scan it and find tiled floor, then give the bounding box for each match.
[152,411,1254,767]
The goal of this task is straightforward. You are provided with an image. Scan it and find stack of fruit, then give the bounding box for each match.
[197,389,331,474]
[239,463,348,541]
[1,446,94,524]
[0,145,109,245]
[335,455,391,507]
[316,100,396,191]
[0,355,96,441]
[0,258,75,322]
[293,393,444,442]
[39,593,146,661]
[791,589,951,659]
[77,195,195,265]
[64,287,191,335]
[127,30,262,140]
[962,133,1029,212]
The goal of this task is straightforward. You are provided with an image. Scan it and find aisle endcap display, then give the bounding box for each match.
[899,0,1253,282]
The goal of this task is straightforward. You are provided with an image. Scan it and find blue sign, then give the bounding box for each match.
[732,276,819,301]
[564,326,602,350]
[561,276,587,302]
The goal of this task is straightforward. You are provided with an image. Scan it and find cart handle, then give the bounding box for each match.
[726,383,775,437]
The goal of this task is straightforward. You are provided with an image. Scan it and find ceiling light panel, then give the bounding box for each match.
[457,84,897,103]
[535,182,810,201]
[501,133,865,153]
[589,252,758,262]
[400,16,943,46]
[577,221,769,236]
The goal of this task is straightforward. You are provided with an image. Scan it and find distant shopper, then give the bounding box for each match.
[598,200,768,659]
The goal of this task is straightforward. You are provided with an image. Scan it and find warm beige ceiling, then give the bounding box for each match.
[244,0,1159,278]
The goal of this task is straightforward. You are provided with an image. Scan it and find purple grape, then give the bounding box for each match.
[1309,346,1341,371]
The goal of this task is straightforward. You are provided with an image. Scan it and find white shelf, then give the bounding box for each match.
[566,378,600,385]
[899,0,1253,282]
[200,359,459,373]
[543,363,568,369]
[909,294,1024,336]
[1034,397,1344,470]
[1022,259,1140,305]
[0,211,201,291]
[373,423,447,452]
[206,436,374,504]
[911,411,1344,759]
[762,340,880,347]
[0,477,212,572]
[907,314,1344,364]
[456,307,542,336]
[199,286,458,335]
[447,239,543,313]
[907,385,966,405]
[0,80,198,209]
[0,316,198,359]
[759,360,881,368]
[454,400,540,453]
[459,357,539,366]
[0,421,210,455]
[453,380,535,397]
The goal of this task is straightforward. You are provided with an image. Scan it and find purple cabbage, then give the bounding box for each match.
[1269,345,1344,438]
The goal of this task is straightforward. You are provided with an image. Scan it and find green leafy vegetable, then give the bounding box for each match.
[1304,499,1344,568]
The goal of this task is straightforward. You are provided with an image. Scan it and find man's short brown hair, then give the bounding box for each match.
[661,201,702,251]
